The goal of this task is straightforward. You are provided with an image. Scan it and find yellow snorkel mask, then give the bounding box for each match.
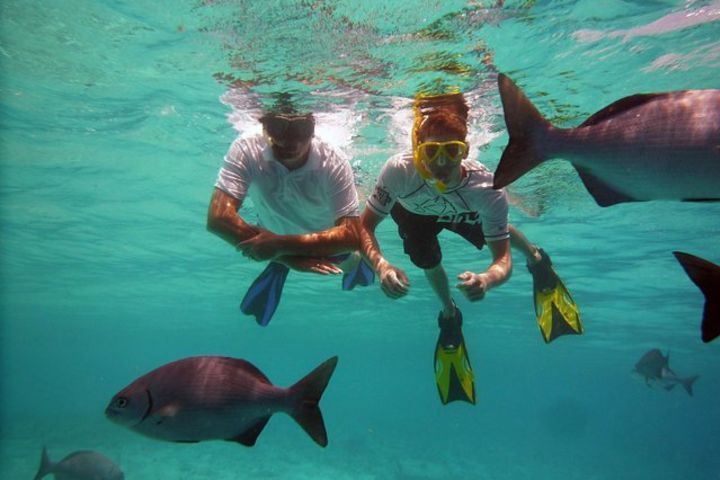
[412,91,469,192]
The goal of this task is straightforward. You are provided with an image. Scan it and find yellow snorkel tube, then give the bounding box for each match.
[412,103,446,192]
[412,89,465,193]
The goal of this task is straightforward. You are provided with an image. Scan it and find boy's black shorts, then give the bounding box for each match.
[390,203,486,269]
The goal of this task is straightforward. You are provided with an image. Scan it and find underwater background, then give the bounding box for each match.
[1,0,719,478]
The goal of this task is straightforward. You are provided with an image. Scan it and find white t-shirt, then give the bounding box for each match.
[366,152,510,242]
[215,134,359,235]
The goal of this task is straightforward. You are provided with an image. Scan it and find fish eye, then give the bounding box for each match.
[115,397,129,408]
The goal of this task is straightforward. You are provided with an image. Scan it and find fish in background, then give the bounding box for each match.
[573,1,720,42]
[673,251,720,343]
[105,355,338,447]
[633,349,699,396]
[492,73,720,207]
[33,447,124,480]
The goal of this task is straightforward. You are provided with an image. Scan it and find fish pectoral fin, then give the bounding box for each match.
[574,167,637,207]
[154,403,182,418]
[229,416,271,447]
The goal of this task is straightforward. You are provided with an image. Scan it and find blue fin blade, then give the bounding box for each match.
[240,262,290,327]
[342,258,375,291]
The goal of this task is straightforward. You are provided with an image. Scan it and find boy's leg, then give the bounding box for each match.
[424,263,456,319]
[508,224,542,265]
[390,204,450,312]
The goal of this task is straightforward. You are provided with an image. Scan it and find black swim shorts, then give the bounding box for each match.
[390,204,486,269]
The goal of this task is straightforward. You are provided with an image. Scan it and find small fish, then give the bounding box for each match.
[673,251,720,343]
[105,355,338,447]
[34,447,124,480]
[574,1,720,42]
[633,349,699,396]
[492,73,720,207]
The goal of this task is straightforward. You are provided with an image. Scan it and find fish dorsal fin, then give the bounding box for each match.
[573,166,637,206]
[579,93,670,127]
[229,416,271,447]
[219,357,272,384]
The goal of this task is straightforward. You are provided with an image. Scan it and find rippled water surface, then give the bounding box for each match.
[2,1,719,479]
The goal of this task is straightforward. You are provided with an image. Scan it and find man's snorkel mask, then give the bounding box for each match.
[412,91,469,192]
[260,113,315,145]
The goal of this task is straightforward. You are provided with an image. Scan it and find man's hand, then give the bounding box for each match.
[456,271,490,301]
[279,256,343,275]
[236,230,282,261]
[378,261,410,299]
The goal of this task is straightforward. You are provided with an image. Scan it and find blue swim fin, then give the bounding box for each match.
[342,257,375,291]
[240,262,290,327]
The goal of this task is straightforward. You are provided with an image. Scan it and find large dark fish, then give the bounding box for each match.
[492,73,720,206]
[674,251,720,343]
[34,447,124,480]
[633,349,699,396]
[105,355,338,447]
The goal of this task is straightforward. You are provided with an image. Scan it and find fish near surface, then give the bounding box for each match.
[34,447,124,480]
[633,349,699,396]
[493,73,720,207]
[105,355,338,447]
[674,251,720,343]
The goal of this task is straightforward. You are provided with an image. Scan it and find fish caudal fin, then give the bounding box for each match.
[493,73,553,190]
[288,356,339,447]
[673,252,720,343]
[33,446,53,480]
[682,375,700,396]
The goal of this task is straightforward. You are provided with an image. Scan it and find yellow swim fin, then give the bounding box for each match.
[528,249,583,343]
[434,307,476,405]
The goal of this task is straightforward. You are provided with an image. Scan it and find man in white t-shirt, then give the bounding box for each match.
[208,110,373,326]
[359,93,582,405]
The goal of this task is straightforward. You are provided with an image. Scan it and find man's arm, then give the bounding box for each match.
[207,188,341,274]
[456,238,513,302]
[236,215,361,261]
[206,188,262,247]
[360,208,409,298]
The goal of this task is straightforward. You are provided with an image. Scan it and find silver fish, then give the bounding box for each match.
[33,447,124,480]
[633,349,699,396]
[574,1,720,42]
[674,251,720,343]
[105,355,338,447]
[492,73,720,206]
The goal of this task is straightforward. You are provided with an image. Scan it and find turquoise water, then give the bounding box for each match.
[2,0,719,478]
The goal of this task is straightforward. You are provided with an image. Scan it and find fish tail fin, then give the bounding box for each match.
[493,73,553,190]
[34,446,53,480]
[288,356,338,447]
[682,375,700,396]
[673,252,720,343]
